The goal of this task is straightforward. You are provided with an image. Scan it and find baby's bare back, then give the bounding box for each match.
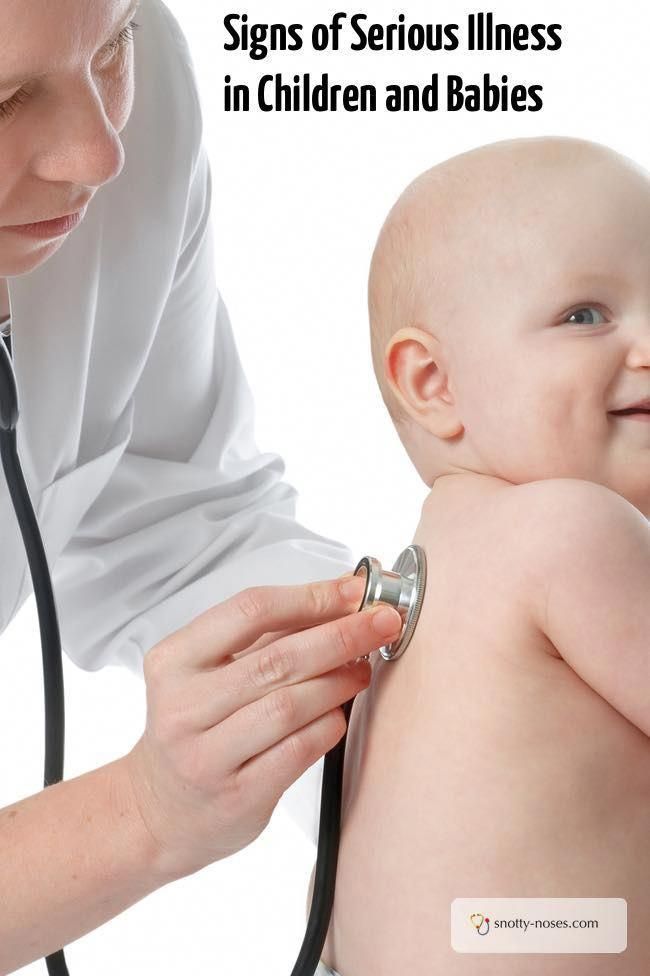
[322,482,650,975]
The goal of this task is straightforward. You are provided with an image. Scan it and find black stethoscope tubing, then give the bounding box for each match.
[0,333,69,975]
[0,332,361,976]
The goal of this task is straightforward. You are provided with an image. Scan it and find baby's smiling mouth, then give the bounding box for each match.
[609,396,650,417]
[608,406,650,423]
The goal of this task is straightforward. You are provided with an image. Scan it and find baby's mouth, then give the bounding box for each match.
[609,407,650,422]
[609,395,650,416]
[610,407,650,416]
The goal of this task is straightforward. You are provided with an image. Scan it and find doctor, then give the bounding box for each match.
[0,0,403,970]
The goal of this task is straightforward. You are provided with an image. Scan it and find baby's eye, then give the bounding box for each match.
[563,306,607,326]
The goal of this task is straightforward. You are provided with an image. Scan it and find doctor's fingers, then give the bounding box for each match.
[165,604,403,734]
[233,573,380,659]
[224,625,309,664]
[229,618,330,662]
[233,571,367,658]
[229,571,399,661]
[203,660,372,777]
[151,575,368,672]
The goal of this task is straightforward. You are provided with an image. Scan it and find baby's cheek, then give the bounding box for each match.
[451,338,509,417]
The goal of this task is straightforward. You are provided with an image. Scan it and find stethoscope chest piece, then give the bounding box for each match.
[353,544,427,661]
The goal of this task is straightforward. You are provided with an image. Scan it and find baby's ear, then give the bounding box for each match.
[384,327,463,438]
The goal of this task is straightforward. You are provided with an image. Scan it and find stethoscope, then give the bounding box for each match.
[0,332,427,976]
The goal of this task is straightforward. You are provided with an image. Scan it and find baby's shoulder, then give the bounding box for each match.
[422,477,641,643]
[500,477,643,552]
[473,476,638,570]
[469,477,646,628]
[421,476,643,603]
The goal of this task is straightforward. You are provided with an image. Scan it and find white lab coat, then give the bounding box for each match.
[0,0,354,844]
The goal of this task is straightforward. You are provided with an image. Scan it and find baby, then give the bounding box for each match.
[313,136,650,976]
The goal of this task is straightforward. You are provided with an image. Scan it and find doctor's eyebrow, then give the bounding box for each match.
[0,0,141,90]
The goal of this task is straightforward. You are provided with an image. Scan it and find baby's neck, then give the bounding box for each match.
[430,470,510,498]
[420,472,511,527]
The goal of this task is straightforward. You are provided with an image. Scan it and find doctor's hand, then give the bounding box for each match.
[120,575,402,882]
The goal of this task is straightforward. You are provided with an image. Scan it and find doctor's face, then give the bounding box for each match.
[0,0,137,275]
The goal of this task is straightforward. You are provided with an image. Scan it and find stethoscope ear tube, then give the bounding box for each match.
[0,340,70,976]
[0,334,18,431]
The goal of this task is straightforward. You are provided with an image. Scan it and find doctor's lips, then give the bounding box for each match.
[3,204,89,239]
[609,395,650,422]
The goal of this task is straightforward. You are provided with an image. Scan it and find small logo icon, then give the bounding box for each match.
[469,912,490,936]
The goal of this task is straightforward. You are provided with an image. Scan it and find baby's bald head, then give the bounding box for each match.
[368,136,650,500]
[370,136,631,421]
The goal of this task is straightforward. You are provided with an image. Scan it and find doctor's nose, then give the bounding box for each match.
[31,82,126,190]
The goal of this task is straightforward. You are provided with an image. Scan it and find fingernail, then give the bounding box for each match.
[370,606,402,637]
[339,576,364,603]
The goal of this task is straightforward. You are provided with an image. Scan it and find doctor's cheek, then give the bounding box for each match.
[88,65,135,182]
[104,62,136,137]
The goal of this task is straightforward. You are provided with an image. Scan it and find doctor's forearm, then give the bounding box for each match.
[0,756,166,974]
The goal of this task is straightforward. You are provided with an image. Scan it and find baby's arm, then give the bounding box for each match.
[517,478,650,736]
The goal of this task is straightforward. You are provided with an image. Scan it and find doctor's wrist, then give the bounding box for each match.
[109,753,186,887]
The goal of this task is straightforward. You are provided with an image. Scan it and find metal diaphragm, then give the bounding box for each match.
[353,544,427,661]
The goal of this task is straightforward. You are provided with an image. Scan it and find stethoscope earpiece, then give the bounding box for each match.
[353,544,427,661]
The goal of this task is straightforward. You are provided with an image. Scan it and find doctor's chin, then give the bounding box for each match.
[0,222,81,277]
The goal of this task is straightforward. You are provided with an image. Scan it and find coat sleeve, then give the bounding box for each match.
[50,140,354,679]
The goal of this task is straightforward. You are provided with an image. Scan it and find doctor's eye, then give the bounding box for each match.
[100,19,141,62]
[115,19,141,51]
[562,305,608,327]
[0,88,31,121]
[0,21,141,122]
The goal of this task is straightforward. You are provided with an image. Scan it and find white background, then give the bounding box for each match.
[2,1,649,973]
